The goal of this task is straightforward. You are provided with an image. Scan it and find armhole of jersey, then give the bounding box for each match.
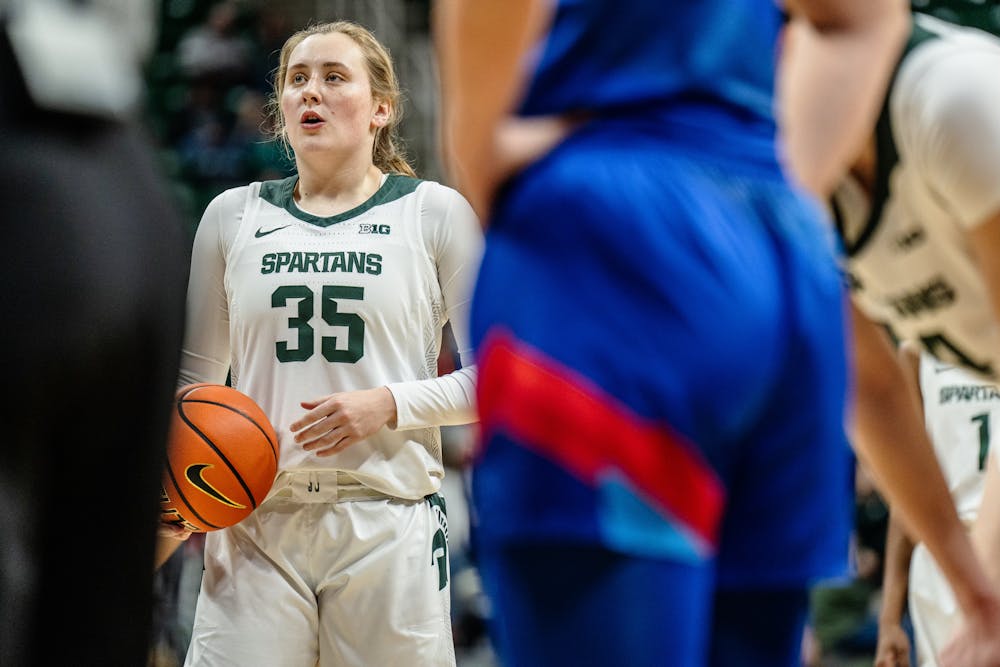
[844,17,942,259]
[219,183,261,294]
[918,351,930,397]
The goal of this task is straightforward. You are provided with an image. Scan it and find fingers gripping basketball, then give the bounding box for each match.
[161,384,279,532]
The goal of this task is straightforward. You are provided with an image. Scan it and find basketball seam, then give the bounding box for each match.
[177,400,261,510]
[183,393,279,465]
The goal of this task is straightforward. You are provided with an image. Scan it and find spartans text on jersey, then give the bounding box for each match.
[261,251,383,275]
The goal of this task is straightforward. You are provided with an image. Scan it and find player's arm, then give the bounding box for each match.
[153,524,191,571]
[176,190,234,389]
[969,213,1000,365]
[969,215,1000,600]
[385,185,482,431]
[433,0,566,219]
[967,437,1000,599]
[877,512,914,667]
[874,341,921,667]
[779,0,908,197]
[972,455,1000,590]
[848,303,1000,667]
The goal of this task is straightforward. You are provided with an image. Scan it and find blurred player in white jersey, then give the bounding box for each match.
[834,13,1000,382]
[157,20,482,667]
[876,344,1000,667]
[825,13,1000,662]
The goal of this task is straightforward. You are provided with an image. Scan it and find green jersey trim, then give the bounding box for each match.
[258,174,422,227]
[837,15,938,257]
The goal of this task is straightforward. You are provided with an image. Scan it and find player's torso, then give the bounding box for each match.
[837,172,997,379]
[835,29,1000,381]
[223,176,445,480]
[919,353,998,523]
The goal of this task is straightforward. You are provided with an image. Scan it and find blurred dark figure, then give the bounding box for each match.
[175,0,252,88]
[0,0,189,664]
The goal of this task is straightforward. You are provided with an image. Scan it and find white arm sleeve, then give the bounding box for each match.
[900,35,1000,228]
[177,188,240,388]
[387,184,483,430]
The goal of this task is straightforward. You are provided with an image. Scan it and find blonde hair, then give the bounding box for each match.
[267,21,416,177]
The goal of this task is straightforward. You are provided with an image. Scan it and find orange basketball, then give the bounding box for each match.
[161,383,279,532]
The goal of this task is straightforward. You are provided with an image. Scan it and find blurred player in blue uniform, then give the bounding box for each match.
[437,1,1000,665]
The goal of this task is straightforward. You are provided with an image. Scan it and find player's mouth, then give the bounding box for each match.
[300,110,326,128]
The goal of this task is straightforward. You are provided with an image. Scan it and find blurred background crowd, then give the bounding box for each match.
[141,1,1000,666]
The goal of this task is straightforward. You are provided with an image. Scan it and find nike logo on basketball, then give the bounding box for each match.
[255,225,290,238]
[185,464,247,508]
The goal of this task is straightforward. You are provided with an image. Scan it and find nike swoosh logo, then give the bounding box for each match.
[255,225,290,238]
[185,464,247,509]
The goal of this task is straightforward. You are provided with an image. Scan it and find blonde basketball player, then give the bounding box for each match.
[162,20,481,667]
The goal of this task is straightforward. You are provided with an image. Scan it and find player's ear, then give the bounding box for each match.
[372,98,390,129]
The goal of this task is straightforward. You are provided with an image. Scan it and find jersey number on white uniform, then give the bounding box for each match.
[272,285,365,363]
[972,412,991,471]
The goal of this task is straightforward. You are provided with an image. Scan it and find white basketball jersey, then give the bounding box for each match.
[918,352,998,523]
[834,14,1000,381]
[908,351,1000,666]
[179,174,482,500]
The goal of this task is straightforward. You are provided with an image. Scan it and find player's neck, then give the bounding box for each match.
[293,161,384,218]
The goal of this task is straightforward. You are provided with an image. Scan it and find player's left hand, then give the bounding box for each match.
[291,387,397,456]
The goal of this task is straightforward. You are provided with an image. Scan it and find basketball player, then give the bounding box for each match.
[826,12,1000,663]
[0,0,189,665]
[834,12,1000,383]
[436,1,1000,665]
[164,21,481,667]
[875,344,999,667]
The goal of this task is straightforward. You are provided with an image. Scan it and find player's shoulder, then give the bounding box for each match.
[895,14,1000,107]
[891,15,1000,156]
[410,178,471,214]
[205,182,258,213]
[402,179,480,247]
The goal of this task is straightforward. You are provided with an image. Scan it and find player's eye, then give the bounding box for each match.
[326,72,343,82]
[291,73,306,84]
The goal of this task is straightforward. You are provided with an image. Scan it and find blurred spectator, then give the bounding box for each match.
[175,0,252,86]
[175,85,291,211]
[247,5,291,94]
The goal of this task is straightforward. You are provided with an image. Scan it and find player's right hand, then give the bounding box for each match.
[939,597,1000,667]
[157,521,193,541]
[874,623,911,667]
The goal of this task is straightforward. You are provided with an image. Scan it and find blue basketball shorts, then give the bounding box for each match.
[470,121,853,587]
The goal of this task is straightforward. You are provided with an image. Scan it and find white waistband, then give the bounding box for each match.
[266,470,392,504]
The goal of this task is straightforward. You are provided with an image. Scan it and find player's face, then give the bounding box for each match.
[280,32,387,159]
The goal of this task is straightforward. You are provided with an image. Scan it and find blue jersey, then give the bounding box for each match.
[519,0,783,163]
